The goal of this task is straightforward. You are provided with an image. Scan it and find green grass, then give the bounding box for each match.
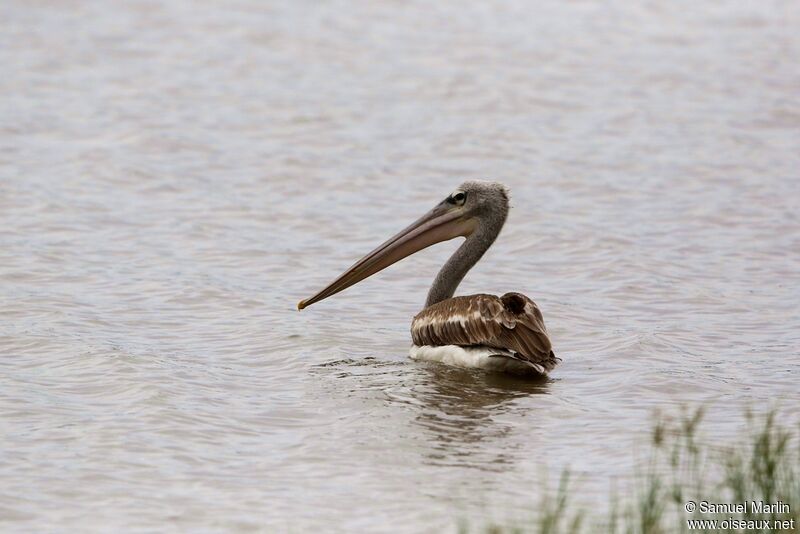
[468,408,799,533]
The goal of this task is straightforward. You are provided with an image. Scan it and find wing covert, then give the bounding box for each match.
[411,293,558,372]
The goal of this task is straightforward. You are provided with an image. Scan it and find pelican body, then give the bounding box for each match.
[298,181,558,376]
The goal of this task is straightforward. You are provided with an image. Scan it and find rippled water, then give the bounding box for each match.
[2,0,799,531]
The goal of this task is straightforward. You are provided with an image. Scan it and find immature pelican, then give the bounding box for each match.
[298,181,558,376]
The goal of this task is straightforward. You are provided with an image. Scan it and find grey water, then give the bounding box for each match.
[1,0,799,532]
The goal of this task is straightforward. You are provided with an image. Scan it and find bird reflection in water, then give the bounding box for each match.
[410,364,550,470]
[309,356,551,471]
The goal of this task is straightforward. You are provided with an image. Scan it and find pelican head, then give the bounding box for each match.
[298,180,509,310]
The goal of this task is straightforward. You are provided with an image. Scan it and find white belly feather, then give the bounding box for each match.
[409,345,547,376]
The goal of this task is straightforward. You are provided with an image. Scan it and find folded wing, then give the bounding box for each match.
[411,293,559,373]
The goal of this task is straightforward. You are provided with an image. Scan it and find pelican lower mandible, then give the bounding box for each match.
[298,180,558,376]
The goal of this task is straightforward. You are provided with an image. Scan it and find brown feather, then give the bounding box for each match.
[411,293,559,373]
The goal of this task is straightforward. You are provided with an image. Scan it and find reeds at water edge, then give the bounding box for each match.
[465,407,799,534]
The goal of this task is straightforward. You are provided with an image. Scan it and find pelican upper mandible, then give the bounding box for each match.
[298,180,558,376]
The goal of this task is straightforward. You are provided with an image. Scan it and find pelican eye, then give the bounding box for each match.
[447,191,467,206]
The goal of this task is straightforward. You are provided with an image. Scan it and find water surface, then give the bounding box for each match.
[1,0,799,531]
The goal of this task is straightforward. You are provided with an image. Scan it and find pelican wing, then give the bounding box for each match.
[411,293,558,373]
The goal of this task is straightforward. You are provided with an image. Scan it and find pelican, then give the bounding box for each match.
[298,181,558,376]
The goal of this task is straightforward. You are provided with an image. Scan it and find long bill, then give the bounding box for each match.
[297,204,476,309]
